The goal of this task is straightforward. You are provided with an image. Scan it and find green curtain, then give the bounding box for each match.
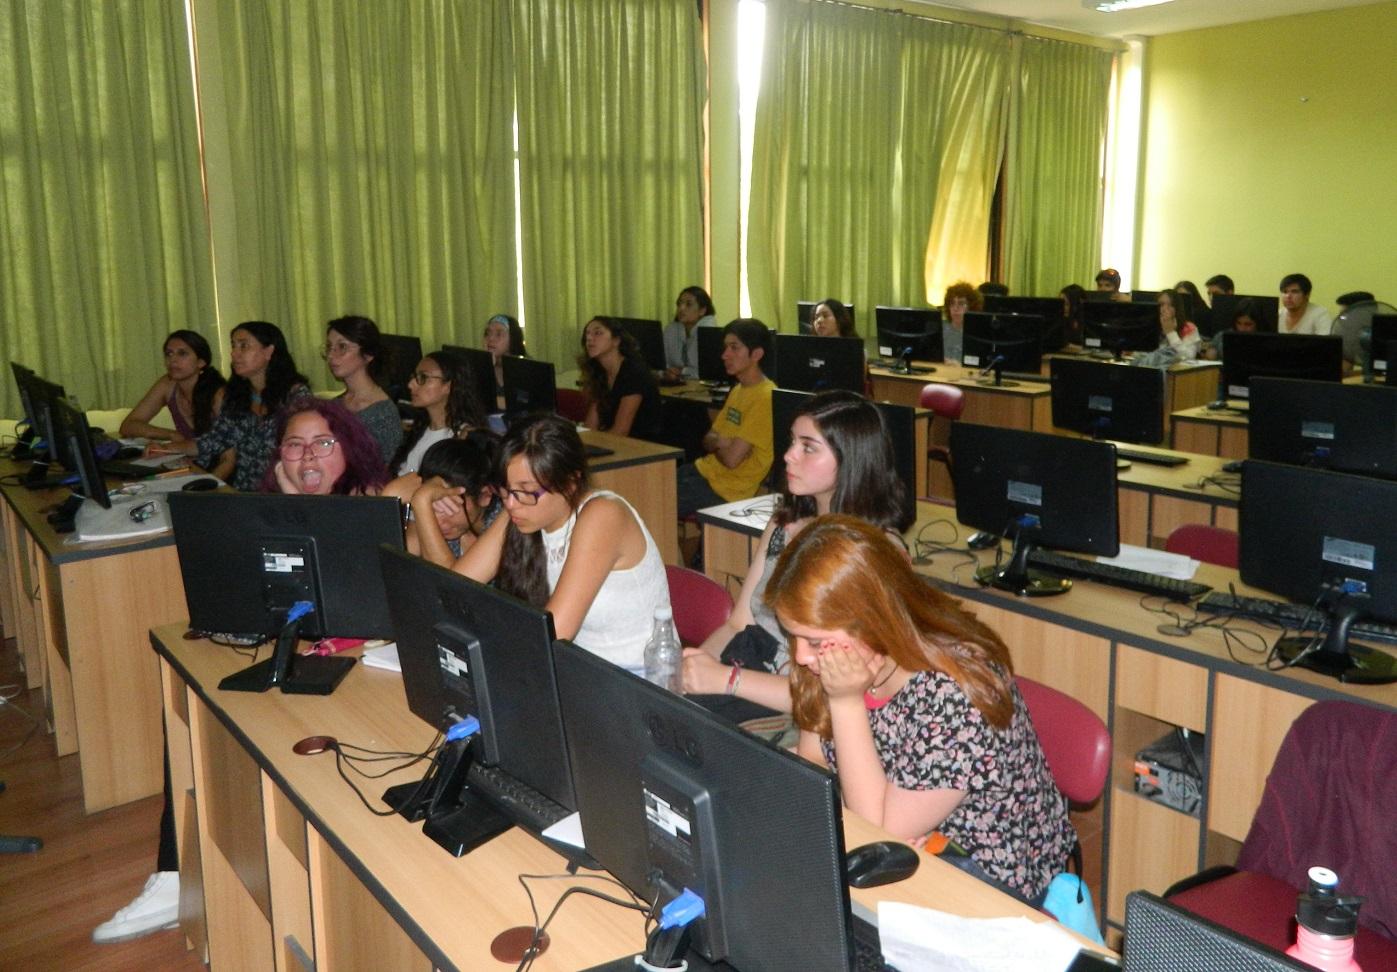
[746,0,902,334]
[206,0,517,385]
[1002,36,1114,296]
[512,0,707,368]
[0,0,213,417]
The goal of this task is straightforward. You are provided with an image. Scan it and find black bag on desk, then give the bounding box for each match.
[692,623,787,732]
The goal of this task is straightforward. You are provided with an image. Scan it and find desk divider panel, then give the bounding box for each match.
[308,830,432,972]
[263,775,315,972]
[1207,676,1314,843]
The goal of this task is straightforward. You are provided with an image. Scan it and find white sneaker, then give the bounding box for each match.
[92,871,180,944]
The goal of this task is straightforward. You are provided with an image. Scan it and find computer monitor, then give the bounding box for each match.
[961,311,1043,380]
[1050,357,1166,445]
[377,546,576,853]
[1248,377,1397,479]
[1122,891,1308,972]
[772,334,865,394]
[1368,313,1397,381]
[1130,289,1161,306]
[551,639,855,970]
[377,333,423,405]
[1219,333,1343,402]
[696,326,728,384]
[769,389,917,500]
[441,344,502,416]
[48,396,111,509]
[8,361,40,453]
[500,354,556,417]
[1211,293,1280,336]
[951,422,1120,596]
[874,306,943,369]
[984,295,1069,351]
[605,317,666,371]
[796,300,856,336]
[1080,301,1160,357]
[1240,460,1397,684]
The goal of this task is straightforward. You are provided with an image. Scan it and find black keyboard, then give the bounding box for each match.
[1027,550,1212,600]
[1196,592,1397,646]
[466,761,571,834]
[999,371,1051,384]
[851,914,897,971]
[1114,448,1190,467]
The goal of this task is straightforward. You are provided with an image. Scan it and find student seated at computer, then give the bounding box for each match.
[1132,290,1200,368]
[1059,283,1086,346]
[1279,272,1333,335]
[682,392,912,720]
[439,412,669,673]
[941,281,981,364]
[1205,274,1234,299]
[392,349,484,476]
[675,321,776,516]
[578,317,663,440]
[765,515,1076,903]
[382,433,501,567]
[1095,267,1128,302]
[322,315,402,464]
[663,285,716,380]
[809,298,857,338]
[1201,299,1261,361]
[266,398,389,495]
[120,330,227,444]
[483,313,526,405]
[1174,280,1212,335]
[148,321,311,491]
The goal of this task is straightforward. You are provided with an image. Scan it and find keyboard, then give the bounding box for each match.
[999,371,1051,384]
[1196,592,1397,646]
[1027,550,1212,601]
[1114,448,1190,467]
[851,913,897,971]
[466,761,571,834]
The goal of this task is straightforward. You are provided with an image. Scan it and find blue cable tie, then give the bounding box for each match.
[658,888,706,929]
[445,715,481,742]
[286,600,316,623]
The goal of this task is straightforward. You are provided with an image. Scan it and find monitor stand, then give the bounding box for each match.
[1273,593,1397,685]
[382,734,511,856]
[974,519,1071,597]
[975,360,1019,388]
[219,607,355,695]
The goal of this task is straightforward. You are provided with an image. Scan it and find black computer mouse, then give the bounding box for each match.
[181,477,221,492]
[966,531,1001,551]
[844,840,920,889]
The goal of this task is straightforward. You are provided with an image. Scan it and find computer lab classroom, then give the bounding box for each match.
[3,1,1397,970]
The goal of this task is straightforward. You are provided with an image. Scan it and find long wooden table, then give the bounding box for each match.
[1112,444,1239,548]
[152,622,1107,970]
[1170,404,1249,458]
[696,499,1397,931]
[581,429,683,564]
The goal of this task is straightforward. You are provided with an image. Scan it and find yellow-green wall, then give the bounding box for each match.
[1137,2,1397,309]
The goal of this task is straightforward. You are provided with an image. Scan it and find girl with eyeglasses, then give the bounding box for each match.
[323,315,402,464]
[119,330,227,444]
[265,398,388,495]
[391,349,485,476]
[437,412,670,673]
[382,432,502,566]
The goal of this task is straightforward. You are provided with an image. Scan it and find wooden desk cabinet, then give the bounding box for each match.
[1170,406,1248,458]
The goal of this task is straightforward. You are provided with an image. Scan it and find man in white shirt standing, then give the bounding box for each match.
[1279,273,1333,335]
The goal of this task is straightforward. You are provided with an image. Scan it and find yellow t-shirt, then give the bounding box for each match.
[694,377,776,502]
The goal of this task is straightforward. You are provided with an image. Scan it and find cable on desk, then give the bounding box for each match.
[512,871,652,972]
[330,732,443,817]
[729,496,777,520]
[1141,589,1316,669]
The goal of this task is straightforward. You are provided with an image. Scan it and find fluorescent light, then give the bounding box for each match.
[1085,0,1175,12]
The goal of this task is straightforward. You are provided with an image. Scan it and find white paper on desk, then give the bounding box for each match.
[542,811,586,850]
[1096,543,1200,580]
[877,901,1083,972]
[361,643,401,672]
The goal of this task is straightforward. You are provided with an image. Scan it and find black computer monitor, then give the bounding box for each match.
[1240,460,1397,684]
[951,423,1119,596]
[48,396,111,509]
[1050,357,1166,445]
[441,344,502,416]
[961,311,1043,380]
[772,334,865,394]
[696,326,728,384]
[377,333,423,405]
[1130,289,1161,306]
[1211,293,1280,336]
[769,389,917,499]
[605,317,666,371]
[1122,892,1309,972]
[984,295,1069,351]
[14,371,73,486]
[1219,333,1343,402]
[1080,301,1160,356]
[551,639,854,970]
[8,361,40,452]
[796,300,856,336]
[1249,377,1397,479]
[1369,313,1397,381]
[377,546,576,853]
[874,306,943,369]
[500,354,556,417]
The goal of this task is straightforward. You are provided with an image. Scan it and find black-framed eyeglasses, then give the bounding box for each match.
[280,436,338,461]
[501,486,548,507]
[129,501,158,523]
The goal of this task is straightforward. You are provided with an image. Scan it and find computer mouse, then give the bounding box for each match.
[966,531,1001,550]
[844,840,920,889]
[1221,459,1244,474]
[181,477,221,492]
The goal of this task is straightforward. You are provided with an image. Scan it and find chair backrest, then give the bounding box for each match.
[1016,676,1110,806]
[555,387,589,423]
[1164,524,1239,569]
[665,564,733,647]
[918,382,966,421]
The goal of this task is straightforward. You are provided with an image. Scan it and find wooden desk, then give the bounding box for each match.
[1113,446,1239,548]
[869,364,1054,433]
[580,430,682,565]
[0,466,184,813]
[153,623,1102,970]
[1170,405,1249,458]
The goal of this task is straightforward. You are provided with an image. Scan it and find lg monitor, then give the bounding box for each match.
[984,295,1069,351]
[1218,333,1343,402]
[796,300,856,336]
[874,306,943,370]
[605,317,666,372]
[1050,357,1166,445]
[500,354,557,417]
[951,422,1119,596]
[1239,459,1397,683]
[1249,377,1397,479]
[1211,293,1280,336]
[961,311,1043,380]
[696,326,728,384]
[48,396,110,510]
[1081,301,1160,357]
[1369,313,1397,381]
[772,334,865,394]
[1122,892,1308,972]
[769,388,917,501]
[441,344,503,416]
[377,333,423,405]
[552,639,856,971]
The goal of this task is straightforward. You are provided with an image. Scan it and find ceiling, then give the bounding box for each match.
[913,0,1386,39]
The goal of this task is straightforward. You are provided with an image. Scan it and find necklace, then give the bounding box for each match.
[864,660,899,711]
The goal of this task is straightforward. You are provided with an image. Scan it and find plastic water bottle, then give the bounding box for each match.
[1285,866,1364,972]
[644,607,682,694]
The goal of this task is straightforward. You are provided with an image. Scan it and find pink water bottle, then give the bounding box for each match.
[1285,866,1364,972]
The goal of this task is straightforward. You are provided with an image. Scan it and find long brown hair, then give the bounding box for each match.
[763,515,1014,738]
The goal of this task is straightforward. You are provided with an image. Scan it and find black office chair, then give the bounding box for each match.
[0,781,41,853]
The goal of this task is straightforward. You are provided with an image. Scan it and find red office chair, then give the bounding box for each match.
[1016,676,1110,807]
[1164,524,1239,569]
[919,383,965,502]
[665,565,733,647]
[1165,700,1397,966]
[555,388,589,423]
